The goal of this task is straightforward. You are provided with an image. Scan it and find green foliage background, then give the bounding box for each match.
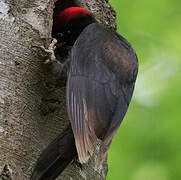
[108,0,181,179]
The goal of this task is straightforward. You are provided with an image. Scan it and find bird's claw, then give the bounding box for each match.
[43,38,58,64]
[47,38,58,52]
[33,39,58,64]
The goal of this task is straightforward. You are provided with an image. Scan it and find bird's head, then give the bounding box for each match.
[52,7,95,45]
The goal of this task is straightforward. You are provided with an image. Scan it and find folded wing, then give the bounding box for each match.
[66,23,138,164]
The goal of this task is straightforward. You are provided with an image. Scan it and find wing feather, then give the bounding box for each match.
[67,76,97,163]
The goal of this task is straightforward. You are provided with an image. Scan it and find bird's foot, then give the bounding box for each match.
[33,38,61,64]
[42,38,58,64]
[95,142,108,170]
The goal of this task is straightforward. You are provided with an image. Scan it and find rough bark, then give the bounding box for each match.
[0,0,116,179]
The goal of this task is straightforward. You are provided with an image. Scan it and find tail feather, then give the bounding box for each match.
[31,125,77,180]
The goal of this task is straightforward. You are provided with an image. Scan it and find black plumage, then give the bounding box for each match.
[31,125,76,180]
[31,7,138,180]
[67,23,138,166]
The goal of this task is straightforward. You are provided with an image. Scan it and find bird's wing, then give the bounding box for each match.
[66,23,138,164]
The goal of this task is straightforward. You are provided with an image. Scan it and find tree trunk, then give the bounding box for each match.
[0,0,116,179]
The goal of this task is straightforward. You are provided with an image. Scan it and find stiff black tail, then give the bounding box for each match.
[31,125,77,180]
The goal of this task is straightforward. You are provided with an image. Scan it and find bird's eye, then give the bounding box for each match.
[67,30,71,34]
[57,33,63,38]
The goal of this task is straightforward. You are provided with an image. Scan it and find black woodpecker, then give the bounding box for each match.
[31,3,138,180]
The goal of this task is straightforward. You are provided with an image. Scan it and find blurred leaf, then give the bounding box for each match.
[108,0,181,180]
